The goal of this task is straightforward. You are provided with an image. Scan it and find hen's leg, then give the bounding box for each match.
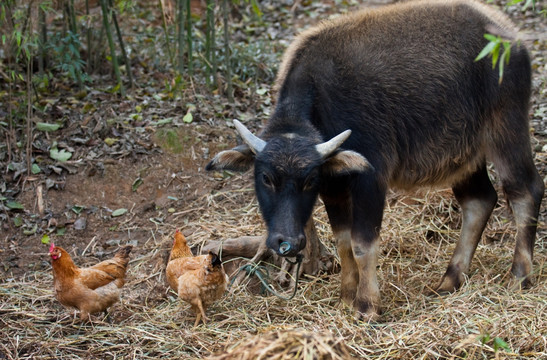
[192,298,208,327]
[193,312,202,327]
[79,310,91,322]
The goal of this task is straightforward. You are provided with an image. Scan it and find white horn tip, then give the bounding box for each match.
[232,119,266,154]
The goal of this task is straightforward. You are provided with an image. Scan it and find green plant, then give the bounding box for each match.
[49,30,87,85]
[475,33,512,83]
[478,0,543,82]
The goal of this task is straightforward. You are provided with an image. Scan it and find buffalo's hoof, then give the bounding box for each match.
[340,290,356,307]
[507,276,533,291]
[354,299,381,322]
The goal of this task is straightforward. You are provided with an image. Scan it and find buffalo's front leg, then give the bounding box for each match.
[350,176,386,318]
[322,178,359,306]
[324,175,386,318]
[336,229,359,305]
[351,232,381,317]
[323,199,358,305]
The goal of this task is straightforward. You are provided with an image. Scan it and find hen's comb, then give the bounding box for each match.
[49,242,55,253]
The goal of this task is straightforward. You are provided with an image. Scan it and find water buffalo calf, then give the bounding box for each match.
[206,0,544,317]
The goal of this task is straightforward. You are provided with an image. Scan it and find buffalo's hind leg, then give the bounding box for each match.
[436,165,497,293]
[489,57,544,288]
[492,146,544,289]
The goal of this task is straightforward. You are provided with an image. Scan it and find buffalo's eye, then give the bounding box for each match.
[302,174,318,191]
[262,173,274,188]
[303,176,317,192]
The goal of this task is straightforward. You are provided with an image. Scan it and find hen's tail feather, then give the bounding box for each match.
[114,245,133,265]
[209,251,222,267]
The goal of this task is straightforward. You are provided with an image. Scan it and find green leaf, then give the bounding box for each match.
[13,216,23,227]
[502,42,512,64]
[31,164,41,174]
[483,33,500,42]
[49,148,73,162]
[112,208,128,217]
[155,118,173,126]
[72,205,85,214]
[498,50,508,83]
[491,43,501,69]
[475,40,498,62]
[183,111,193,123]
[256,88,268,95]
[36,122,61,132]
[6,201,24,210]
[56,227,66,235]
[112,82,121,93]
[104,137,118,146]
[478,334,491,344]
[132,177,143,192]
[493,337,510,352]
[41,234,50,245]
[23,225,37,235]
[522,0,535,11]
[250,0,262,18]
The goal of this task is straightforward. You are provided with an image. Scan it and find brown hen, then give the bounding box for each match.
[49,243,132,321]
[166,230,228,327]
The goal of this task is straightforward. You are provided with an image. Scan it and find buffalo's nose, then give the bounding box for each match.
[268,233,306,257]
[279,242,292,255]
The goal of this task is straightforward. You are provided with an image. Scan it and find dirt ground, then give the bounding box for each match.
[1,124,241,278]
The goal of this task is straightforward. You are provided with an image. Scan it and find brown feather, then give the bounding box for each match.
[49,245,132,320]
[166,231,228,326]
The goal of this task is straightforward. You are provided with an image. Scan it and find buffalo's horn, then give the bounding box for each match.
[233,120,267,154]
[315,130,352,158]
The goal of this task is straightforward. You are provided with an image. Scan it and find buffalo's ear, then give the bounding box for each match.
[206,145,255,172]
[322,150,372,176]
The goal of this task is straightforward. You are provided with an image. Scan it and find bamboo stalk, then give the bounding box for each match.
[38,5,46,75]
[86,0,91,73]
[186,0,193,75]
[99,0,125,96]
[222,0,233,102]
[177,0,185,74]
[25,16,33,176]
[108,0,133,88]
[64,0,83,88]
[205,0,215,86]
[158,0,174,65]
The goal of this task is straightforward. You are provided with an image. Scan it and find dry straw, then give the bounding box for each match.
[1,161,546,359]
